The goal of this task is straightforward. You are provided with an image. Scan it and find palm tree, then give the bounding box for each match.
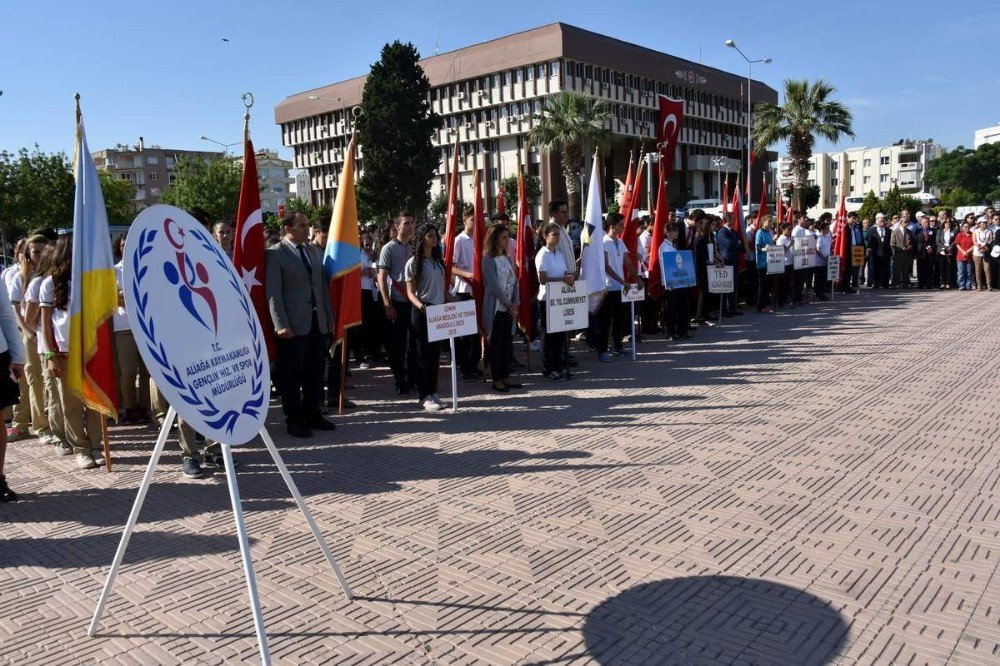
[752,79,854,210]
[528,91,612,218]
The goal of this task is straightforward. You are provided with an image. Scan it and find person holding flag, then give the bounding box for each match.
[58,96,118,471]
[322,136,363,413]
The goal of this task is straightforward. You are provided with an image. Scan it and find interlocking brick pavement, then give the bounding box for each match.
[2,290,1000,665]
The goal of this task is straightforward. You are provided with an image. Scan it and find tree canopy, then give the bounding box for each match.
[356,41,440,220]
[159,156,243,222]
[0,147,75,236]
[924,142,1000,204]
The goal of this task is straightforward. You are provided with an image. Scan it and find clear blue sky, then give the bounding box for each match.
[2,0,997,161]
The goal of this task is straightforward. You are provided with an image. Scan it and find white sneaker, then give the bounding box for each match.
[39,434,54,446]
[76,452,98,470]
[431,393,447,407]
[422,398,443,412]
[529,341,541,352]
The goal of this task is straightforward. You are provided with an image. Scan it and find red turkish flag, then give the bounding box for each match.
[515,169,537,339]
[657,95,684,178]
[646,161,669,298]
[442,137,460,287]
[471,171,487,317]
[832,185,849,281]
[233,137,275,359]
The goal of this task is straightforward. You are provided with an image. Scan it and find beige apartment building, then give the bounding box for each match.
[92,139,223,213]
[236,149,293,214]
[274,23,777,218]
[777,139,945,210]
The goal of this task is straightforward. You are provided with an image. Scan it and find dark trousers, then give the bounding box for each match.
[917,253,935,287]
[360,294,387,361]
[892,249,912,286]
[756,268,771,309]
[276,317,326,426]
[489,310,514,382]
[388,300,418,390]
[410,308,441,401]
[794,268,808,301]
[937,255,955,287]
[742,267,758,306]
[453,293,481,375]
[778,266,794,306]
[596,290,625,354]
[870,254,890,288]
[815,266,830,298]
[538,299,566,375]
[664,289,689,336]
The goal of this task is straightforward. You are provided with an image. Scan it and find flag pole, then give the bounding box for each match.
[338,340,347,415]
[100,414,111,472]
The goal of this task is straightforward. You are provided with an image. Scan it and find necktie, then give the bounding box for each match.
[297,244,317,310]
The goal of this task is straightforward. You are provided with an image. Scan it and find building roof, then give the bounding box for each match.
[274,22,776,125]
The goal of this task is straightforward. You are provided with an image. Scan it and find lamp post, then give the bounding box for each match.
[724,40,771,204]
[644,152,659,212]
[711,155,728,199]
[198,135,239,155]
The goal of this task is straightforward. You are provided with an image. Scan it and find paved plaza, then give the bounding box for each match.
[2,290,999,665]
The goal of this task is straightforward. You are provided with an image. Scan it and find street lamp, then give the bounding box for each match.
[199,135,239,155]
[711,155,728,198]
[725,40,771,203]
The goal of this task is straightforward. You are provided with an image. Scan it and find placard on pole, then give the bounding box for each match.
[87,206,353,666]
[425,300,478,411]
[621,283,644,362]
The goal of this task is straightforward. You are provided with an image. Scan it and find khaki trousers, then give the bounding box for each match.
[114,330,150,409]
[43,366,65,445]
[14,335,50,437]
[54,373,100,454]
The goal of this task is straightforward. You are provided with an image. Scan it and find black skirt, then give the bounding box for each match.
[0,351,21,409]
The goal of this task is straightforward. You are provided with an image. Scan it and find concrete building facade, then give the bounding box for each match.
[274,23,777,219]
[91,139,223,212]
[776,139,945,209]
[974,124,1000,149]
[236,149,293,214]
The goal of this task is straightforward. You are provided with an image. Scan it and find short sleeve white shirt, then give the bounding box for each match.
[39,276,70,353]
[535,246,567,301]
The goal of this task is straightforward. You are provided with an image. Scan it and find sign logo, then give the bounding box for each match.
[125,205,270,445]
[675,252,684,269]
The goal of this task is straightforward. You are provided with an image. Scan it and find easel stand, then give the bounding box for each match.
[87,406,353,666]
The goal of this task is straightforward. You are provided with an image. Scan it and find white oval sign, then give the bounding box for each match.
[124,205,270,445]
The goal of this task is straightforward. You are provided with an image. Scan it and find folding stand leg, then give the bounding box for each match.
[88,406,176,637]
[258,428,354,599]
[220,441,271,666]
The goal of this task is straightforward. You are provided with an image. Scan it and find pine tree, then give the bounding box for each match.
[356,41,440,219]
[881,185,905,218]
[857,190,880,222]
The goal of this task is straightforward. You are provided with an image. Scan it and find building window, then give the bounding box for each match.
[133,156,144,167]
[863,176,871,185]
[502,71,511,85]
[830,161,838,170]
[863,158,871,168]
[525,66,532,81]
[551,61,559,76]
[514,68,522,83]
[880,156,890,165]
[147,156,159,165]
[831,178,838,188]
[148,172,158,181]
[880,174,889,183]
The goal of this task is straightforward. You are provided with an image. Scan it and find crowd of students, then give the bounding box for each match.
[1,202,989,502]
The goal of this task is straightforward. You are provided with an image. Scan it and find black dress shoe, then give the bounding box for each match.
[306,416,336,431]
[504,381,523,388]
[287,423,313,438]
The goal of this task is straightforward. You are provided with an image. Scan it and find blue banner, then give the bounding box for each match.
[659,249,696,289]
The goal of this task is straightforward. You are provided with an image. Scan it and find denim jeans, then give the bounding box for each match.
[958,261,973,290]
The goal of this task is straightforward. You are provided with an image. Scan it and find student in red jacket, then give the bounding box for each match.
[955,221,975,291]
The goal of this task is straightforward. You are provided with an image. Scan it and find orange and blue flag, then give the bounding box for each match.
[68,104,119,419]
[323,136,362,346]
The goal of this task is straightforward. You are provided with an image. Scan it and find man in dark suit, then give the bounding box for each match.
[915,215,937,288]
[866,213,891,288]
[266,212,336,438]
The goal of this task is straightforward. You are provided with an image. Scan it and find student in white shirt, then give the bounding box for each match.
[535,223,574,380]
[776,222,795,308]
[814,221,832,300]
[450,210,481,381]
[112,234,152,425]
[40,236,102,471]
[8,235,51,444]
[358,229,381,369]
[0,270,25,501]
[597,213,629,361]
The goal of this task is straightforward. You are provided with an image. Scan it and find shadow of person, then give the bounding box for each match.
[583,576,848,665]
[0,531,247,569]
